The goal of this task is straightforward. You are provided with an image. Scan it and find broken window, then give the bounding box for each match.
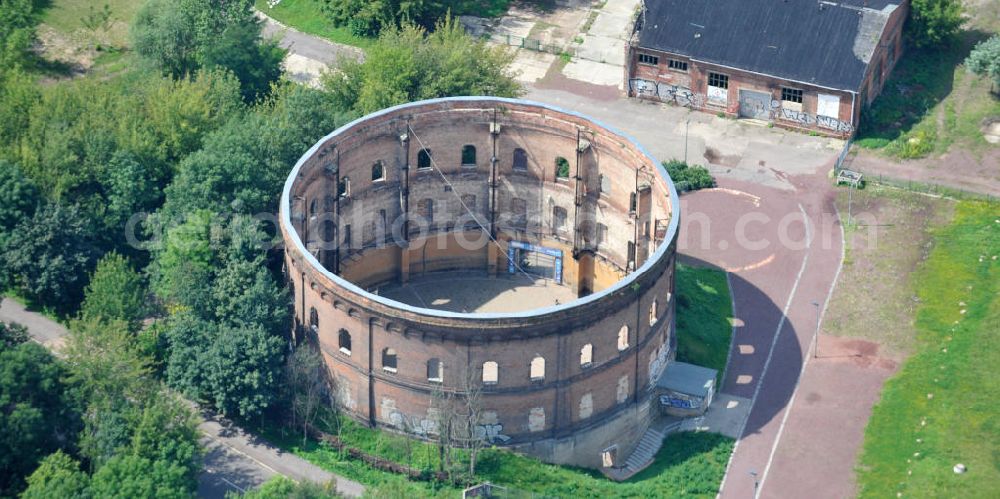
[482,361,498,385]
[668,59,688,71]
[781,87,803,104]
[638,53,659,66]
[417,149,432,169]
[461,145,477,166]
[338,329,352,355]
[649,299,658,326]
[555,156,570,179]
[382,348,397,372]
[343,224,351,249]
[371,161,385,181]
[427,358,443,382]
[708,72,729,89]
[580,343,593,367]
[338,177,350,197]
[513,148,528,171]
[529,356,545,381]
[618,325,629,351]
[629,192,637,214]
[309,307,319,332]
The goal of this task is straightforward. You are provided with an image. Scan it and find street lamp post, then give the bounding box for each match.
[811,300,821,359]
[684,118,691,165]
[749,470,759,499]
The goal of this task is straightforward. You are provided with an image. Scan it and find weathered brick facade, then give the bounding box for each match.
[625,0,910,137]
[279,98,681,469]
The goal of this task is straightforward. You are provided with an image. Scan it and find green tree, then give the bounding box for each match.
[324,17,520,115]
[164,311,213,398]
[0,0,39,76]
[0,160,38,236]
[80,253,148,332]
[131,0,285,101]
[0,320,29,349]
[966,34,1000,88]
[235,475,338,498]
[206,322,286,419]
[907,0,963,48]
[212,256,290,335]
[88,454,192,499]
[21,451,90,499]
[0,342,82,496]
[283,344,328,446]
[0,203,98,311]
[150,209,218,309]
[129,393,202,485]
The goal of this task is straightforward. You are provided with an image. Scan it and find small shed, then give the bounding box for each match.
[656,362,718,417]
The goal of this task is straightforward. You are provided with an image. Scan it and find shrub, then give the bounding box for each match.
[662,159,715,191]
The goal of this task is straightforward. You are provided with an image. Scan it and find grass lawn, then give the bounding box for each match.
[825,186,955,356]
[856,201,1000,497]
[266,415,734,498]
[40,0,141,45]
[254,0,373,49]
[675,264,733,377]
[254,0,511,49]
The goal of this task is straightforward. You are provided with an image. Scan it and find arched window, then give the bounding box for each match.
[382,348,397,372]
[427,358,443,382]
[417,149,432,169]
[617,325,629,351]
[529,356,545,381]
[371,161,385,182]
[338,177,350,198]
[309,307,319,332]
[461,145,477,166]
[338,329,352,355]
[580,344,593,367]
[649,300,658,326]
[555,156,570,179]
[513,148,528,171]
[309,198,317,217]
[482,361,498,385]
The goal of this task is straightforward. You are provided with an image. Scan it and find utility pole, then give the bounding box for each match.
[684,118,691,165]
[749,470,759,499]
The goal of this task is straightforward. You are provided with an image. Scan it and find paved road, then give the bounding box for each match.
[257,11,362,67]
[1,297,363,498]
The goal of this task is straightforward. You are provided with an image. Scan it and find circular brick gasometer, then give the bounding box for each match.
[280,97,680,469]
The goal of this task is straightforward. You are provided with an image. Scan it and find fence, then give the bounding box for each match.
[490,33,574,57]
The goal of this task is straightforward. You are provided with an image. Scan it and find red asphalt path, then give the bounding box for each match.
[679,168,863,498]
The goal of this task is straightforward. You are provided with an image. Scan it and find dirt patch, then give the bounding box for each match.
[982,118,1000,144]
[824,187,955,359]
[35,24,95,75]
[703,147,741,167]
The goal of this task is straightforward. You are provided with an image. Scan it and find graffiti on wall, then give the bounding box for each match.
[380,398,511,443]
[739,97,854,133]
[629,79,705,108]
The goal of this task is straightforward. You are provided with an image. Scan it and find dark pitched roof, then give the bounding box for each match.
[636,0,901,92]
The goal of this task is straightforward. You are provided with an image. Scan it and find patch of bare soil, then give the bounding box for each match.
[703,146,741,167]
[34,24,94,76]
[824,187,955,360]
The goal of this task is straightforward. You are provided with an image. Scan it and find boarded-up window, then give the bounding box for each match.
[482,361,498,385]
[552,205,567,231]
[817,94,840,118]
[597,223,608,245]
[529,356,545,381]
[417,198,433,223]
[511,197,527,227]
[579,393,593,419]
[513,148,528,171]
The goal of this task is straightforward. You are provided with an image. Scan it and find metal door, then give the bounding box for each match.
[738,89,772,120]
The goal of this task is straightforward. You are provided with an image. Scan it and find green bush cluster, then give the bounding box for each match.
[662,159,715,192]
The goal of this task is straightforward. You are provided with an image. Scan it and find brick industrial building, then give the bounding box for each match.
[280,98,680,470]
[625,0,909,136]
